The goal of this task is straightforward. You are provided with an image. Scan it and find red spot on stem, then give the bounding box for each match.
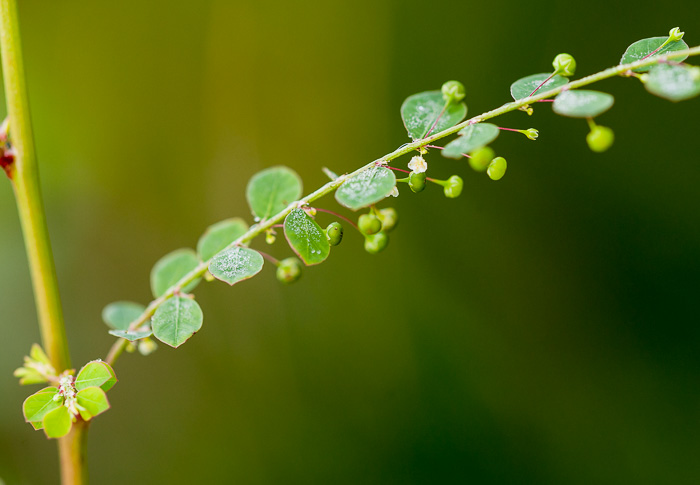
[0,152,13,179]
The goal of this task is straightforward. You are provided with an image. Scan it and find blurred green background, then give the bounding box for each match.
[1,1,699,483]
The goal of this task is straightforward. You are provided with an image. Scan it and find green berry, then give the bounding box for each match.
[358,213,382,235]
[443,175,463,198]
[441,80,466,103]
[487,157,507,181]
[364,232,389,254]
[553,53,576,77]
[326,222,343,246]
[377,208,398,232]
[276,257,302,284]
[409,171,427,193]
[586,125,614,153]
[469,146,495,172]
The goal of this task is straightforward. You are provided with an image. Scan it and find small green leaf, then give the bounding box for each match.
[152,296,204,348]
[400,91,468,140]
[30,421,44,430]
[620,36,689,73]
[552,90,614,118]
[442,123,500,159]
[246,166,303,220]
[284,209,330,266]
[23,387,60,423]
[510,73,569,100]
[102,301,146,330]
[108,329,153,341]
[197,217,249,260]
[335,166,396,211]
[75,361,117,392]
[76,387,110,421]
[150,249,201,298]
[43,406,72,439]
[29,344,51,366]
[14,367,47,385]
[645,64,700,102]
[208,247,264,285]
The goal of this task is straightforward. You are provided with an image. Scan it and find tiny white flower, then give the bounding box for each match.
[408,155,427,174]
[389,186,399,197]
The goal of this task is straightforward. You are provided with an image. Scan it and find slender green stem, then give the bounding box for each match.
[105,45,700,367]
[1,1,81,483]
[0,0,71,373]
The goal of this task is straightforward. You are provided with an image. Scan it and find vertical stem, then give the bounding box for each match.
[0,1,83,483]
[58,420,90,485]
[0,0,71,371]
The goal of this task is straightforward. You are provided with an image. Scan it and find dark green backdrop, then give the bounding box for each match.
[1,1,699,483]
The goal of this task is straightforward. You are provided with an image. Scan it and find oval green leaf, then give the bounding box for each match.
[197,217,249,260]
[246,166,303,220]
[23,387,60,423]
[442,123,500,159]
[552,90,614,118]
[43,406,72,439]
[335,166,396,211]
[152,296,203,348]
[150,249,201,298]
[75,361,117,392]
[283,209,330,266]
[401,91,468,140]
[645,64,700,102]
[208,247,264,285]
[102,301,145,330]
[108,329,153,341]
[76,386,110,421]
[620,36,689,73]
[510,73,569,100]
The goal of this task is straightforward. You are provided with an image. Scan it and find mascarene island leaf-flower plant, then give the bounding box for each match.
[0,2,698,481]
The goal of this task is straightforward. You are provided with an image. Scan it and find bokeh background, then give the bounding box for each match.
[1,1,699,483]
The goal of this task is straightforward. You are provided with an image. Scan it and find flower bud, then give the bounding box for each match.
[377,208,398,232]
[364,232,389,254]
[669,27,684,42]
[522,128,539,140]
[409,171,427,193]
[358,213,382,235]
[408,155,427,174]
[487,157,507,181]
[265,229,276,245]
[326,221,343,246]
[444,175,463,198]
[138,338,158,356]
[552,53,576,77]
[586,125,614,153]
[468,146,495,172]
[276,257,302,284]
[441,80,466,103]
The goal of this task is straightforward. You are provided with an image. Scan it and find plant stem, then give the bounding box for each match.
[0,1,84,483]
[105,45,700,367]
[0,0,71,373]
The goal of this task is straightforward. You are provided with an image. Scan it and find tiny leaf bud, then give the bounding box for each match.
[276,257,302,284]
[441,80,466,103]
[364,232,389,254]
[586,125,614,153]
[552,53,576,77]
[487,157,507,181]
[326,221,344,246]
[444,175,463,198]
[469,146,495,172]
